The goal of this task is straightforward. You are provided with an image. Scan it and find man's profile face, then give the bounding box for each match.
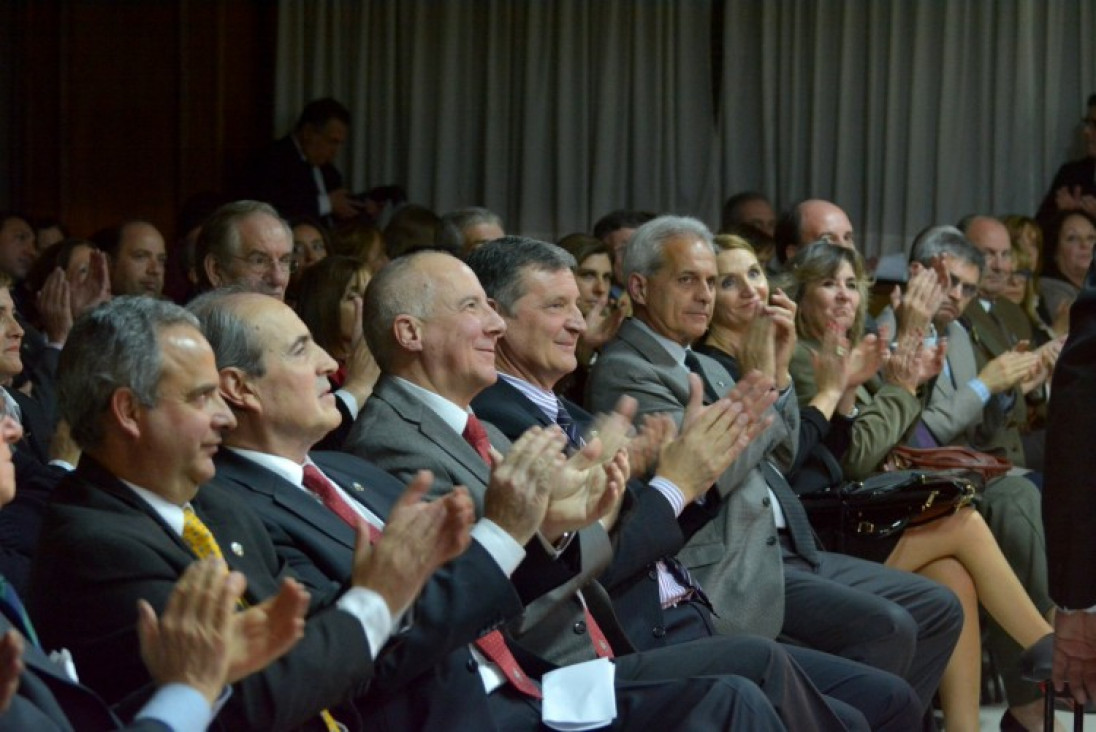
[138,325,236,502]
[210,213,295,301]
[111,222,167,297]
[966,218,1013,298]
[496,267,585,391]
[236,295,342,454]
[0,217,35,280]
[300,119,348,167]
[630,235,717,346]
[800,201,855,248]
[415,255,506,407]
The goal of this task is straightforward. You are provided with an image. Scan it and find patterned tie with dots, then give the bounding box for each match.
[181,507,342,731]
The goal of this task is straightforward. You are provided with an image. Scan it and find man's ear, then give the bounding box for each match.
[204,254,225,288]
[219,367,258,411]
[393,314,423,353]
[627,273,648,306]
[109,388,142,440]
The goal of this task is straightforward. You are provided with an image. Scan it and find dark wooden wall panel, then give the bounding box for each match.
[11,0,275,241]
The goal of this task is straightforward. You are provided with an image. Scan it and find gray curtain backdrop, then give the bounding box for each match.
[275,0,1096,257]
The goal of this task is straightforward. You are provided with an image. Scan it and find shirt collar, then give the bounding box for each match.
[633,318,690,366]
[226,446,305,487]
[124,480,186,536]
[497,372,558,422]
[395,376,475,435]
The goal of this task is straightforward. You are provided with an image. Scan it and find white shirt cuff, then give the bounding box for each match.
[337,586,395,657]
[649,476,686,515]
[968,378,992,405]
[470,518,526,577]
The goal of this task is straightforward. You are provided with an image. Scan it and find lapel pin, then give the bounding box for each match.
[351,482,365,492]
[230,542,244,557]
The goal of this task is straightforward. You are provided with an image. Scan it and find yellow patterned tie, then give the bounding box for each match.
[182,507,225,560]
[180,507,341,731]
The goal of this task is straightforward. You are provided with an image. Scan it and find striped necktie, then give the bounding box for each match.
[554,398,583,448]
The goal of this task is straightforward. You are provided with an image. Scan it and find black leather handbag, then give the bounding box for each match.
[800,469,981,550]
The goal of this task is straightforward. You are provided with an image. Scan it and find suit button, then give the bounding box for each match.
[466,657,479,672]
[573,620,587,635]
[767,535,777,546]
[648,568,658,580]
[762,496,771,507]
[652,626,666,638]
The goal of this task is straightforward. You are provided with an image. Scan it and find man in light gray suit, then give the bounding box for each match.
[877,226,1056,730]
[587,215,962,722]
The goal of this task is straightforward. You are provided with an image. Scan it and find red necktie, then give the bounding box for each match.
[462,415,493,465]
[302,464,382,543]
[474,631,542,698]
[463,415,615,661]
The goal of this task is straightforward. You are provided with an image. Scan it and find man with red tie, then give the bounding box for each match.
[340,250,892,730]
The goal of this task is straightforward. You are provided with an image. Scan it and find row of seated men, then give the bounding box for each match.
[0,193,1071,731]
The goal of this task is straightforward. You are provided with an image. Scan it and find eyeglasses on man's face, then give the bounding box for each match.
[230,252,298,274]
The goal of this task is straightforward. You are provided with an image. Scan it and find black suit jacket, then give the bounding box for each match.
[27,455,375,732]
[472,378,714,651]
[209,448,587,730]
[1045,258,1096,608]
[239,135,343,221]
[0,453,64,596]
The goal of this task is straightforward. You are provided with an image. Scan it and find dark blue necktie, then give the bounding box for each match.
[555,398,583,449]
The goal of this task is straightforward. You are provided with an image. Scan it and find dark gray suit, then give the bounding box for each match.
[588,318,962,713]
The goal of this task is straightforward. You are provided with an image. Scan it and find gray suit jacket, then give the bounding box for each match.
[587,318,799,638]
[876,308,1017,456]
[959,300,1028,463]
[344,374,628,666]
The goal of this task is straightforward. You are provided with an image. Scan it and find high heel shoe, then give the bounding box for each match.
[998,708,1028,732]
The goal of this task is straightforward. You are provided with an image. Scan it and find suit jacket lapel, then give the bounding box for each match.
[377,376,493,487]
[963,299,1011,358]
[215,450,358,551]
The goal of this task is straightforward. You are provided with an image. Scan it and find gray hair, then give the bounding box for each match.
[437,207,504,253]
[622,215,715,281]
[59,297,200,450]
[465,236,575,315]
[909,225,985,274]
[186,287,268,377]
[195,200,290,290]
[362,251,441,371]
